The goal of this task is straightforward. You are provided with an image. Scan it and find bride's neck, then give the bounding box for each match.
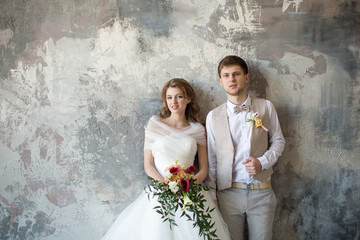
[164,115,189,129]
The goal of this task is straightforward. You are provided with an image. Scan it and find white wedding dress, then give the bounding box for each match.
[101,116,231,240]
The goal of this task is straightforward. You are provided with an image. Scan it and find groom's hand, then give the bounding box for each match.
[242,157,262,175]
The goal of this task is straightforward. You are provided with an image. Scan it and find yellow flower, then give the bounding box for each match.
[178,171,186,179]
[255,118,262,128]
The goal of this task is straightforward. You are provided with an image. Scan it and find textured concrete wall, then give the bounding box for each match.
[0,0,359,239]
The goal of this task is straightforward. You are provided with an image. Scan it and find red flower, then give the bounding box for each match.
[185,166,197,174]
[169,167,179,175]
[180,178,190,192]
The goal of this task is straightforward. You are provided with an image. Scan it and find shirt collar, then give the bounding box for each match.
[227,95,252,113]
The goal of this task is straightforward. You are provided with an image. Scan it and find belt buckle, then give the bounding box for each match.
[246,183,251,190]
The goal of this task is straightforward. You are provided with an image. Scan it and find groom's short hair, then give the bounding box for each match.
[218,55,249,77]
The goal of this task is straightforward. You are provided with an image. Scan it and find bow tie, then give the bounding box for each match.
[234,105,250,113]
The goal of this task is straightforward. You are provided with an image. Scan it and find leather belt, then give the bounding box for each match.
[232,181,271,190]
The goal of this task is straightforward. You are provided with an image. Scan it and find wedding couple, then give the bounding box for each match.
[102,55,285,240]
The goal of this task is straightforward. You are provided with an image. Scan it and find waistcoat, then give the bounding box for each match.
[212,97,273,190]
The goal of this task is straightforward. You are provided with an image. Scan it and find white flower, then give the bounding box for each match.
[168,181,179,193]
[164,170,172,179]
[252,112,259,118]
[182,193,193,210]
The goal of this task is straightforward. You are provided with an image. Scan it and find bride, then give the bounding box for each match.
[101,78,231,240]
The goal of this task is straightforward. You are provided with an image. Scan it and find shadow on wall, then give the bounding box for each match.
[247,61,269,99]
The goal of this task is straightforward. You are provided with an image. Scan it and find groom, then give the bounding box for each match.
[205,55,285,240]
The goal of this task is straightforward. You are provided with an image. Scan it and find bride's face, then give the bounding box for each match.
[166,87,190,115]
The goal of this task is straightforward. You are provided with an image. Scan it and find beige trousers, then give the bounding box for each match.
[217,187,277,240]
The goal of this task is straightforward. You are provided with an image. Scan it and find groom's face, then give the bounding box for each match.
[218,65,249,96]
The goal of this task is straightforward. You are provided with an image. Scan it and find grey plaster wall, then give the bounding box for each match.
[0,0,359,239]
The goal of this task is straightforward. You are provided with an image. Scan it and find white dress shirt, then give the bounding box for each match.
[206,96,285,198]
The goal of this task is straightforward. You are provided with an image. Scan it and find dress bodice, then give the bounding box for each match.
[152,135,197,177]
[144,116,206,177]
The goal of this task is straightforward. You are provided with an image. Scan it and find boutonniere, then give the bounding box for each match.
[247,112,268,131]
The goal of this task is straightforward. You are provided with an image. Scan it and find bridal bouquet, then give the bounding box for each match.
[145,160,218,240]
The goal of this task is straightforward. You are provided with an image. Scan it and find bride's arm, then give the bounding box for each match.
[144,149,164,182]
[193,144,209,183]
